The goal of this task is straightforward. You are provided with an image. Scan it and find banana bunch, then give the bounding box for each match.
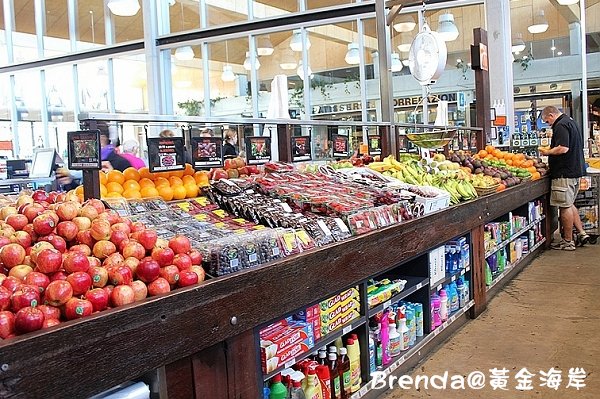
[438,178,478,205]
[471,174,498,188]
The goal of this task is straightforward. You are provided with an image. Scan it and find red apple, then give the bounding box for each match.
[11,285,40,312]
[56,201,80,221]
[131,280,148,302]
[188,249,203,265]
[102,284,114,299]
[56,221,79,242]
[98,210,120,225]
[16,195,34,208]
[136,257,160,283]
[169,235,191,255]
[109,230,128,249]
[85,288,109,312]
[154,238,169,249]
[147,277,171,296]
[22,203,44,223]
[22,224,38,242]
[85,199,105,215]
[93,240,117,260]
[47,192,59,204]
[109,265,133,286]
[8,265,33,281]
[159,265,180,287]
[123,257,140,275]
[76,230,95,247]
[178,270,199,287]
[88,266,108,288]
[110,285,135,307]
[1,276,22,293]
[103,253,124,268]
[0,225,15,238]
[131,221,146,233]
[173,253,192,270]
[72,216,92,231]
[0,243,26,268]
[22,255,33,267]
[41,210,60,226]
[63,252,90,273]
[189,265,206,283]
[38,304,61,320]
[0,286,11,310]
[35,249,63,274]
[87,256,101,269]
[0,310,15,338]
[15,306,44,333]
[30,241,54,264]
[39,234,67,253]
[111,222,131,235]
[64,297,93,320]
[0,206,18,220]
[0,236,10,249]
[45,280,73,306]
[42,318,60,329]
[49,271,68,282]
[32,214,57,236]
[64,192,80,203]
[70,244,92,256]
[10,231,32,248]
[24,271,50,294]
[5,214,28,231]
[136,230,158,251]
[31,190,49,203]
[90,219,111,241]
[78,205,99,221]
[151,247,174,267]
[66,271,92,296]
[122,241,146,260]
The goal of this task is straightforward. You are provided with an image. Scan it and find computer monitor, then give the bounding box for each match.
[29,148,56,178]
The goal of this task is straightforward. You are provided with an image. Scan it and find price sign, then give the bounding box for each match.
[343,325,353,335]
[291,136,312,162]
[368,135,382,155]
[67,130,101,170]
[332,134,349,157]
[245,136,272,165]
[147,137,185,172]
[191,136,223,168]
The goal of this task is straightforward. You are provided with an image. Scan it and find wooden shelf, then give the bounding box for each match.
[484,216,545,259]
[487,238,546,292]
[368,276,429,316]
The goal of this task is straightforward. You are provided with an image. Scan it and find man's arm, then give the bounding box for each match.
[540,145,569,156]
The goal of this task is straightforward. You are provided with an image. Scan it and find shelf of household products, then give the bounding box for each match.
[486,238,546,293]
[261,233,473,399]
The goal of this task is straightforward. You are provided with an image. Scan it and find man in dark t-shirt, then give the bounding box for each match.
[539,106,589,250]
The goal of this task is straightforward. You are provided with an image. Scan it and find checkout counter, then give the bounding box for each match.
[0,149,58,194]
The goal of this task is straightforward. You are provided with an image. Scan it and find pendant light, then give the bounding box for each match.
[174,2,194,60]
[557,0,578,5]
[437,13,459,42]
[345,19,360,65]
[279,49,297,70]
[243,52,260,71]
[290,29,311,52]
[393,15,416,33]
[257,35,274,56]
[528,10,548,34]
[390,52,403,72]
[221,41,236,82]
[107,0,140,17]
[397,43,412,52]
[511,33,526,53]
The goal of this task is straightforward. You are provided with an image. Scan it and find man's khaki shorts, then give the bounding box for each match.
[550,177,580,208]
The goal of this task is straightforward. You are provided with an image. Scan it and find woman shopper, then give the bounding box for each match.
[539,105,589,250]
[223,129,238,160]
[120,140,146,169]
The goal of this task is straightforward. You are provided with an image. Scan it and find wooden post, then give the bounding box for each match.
[80,119,101,200]
[277,124,292,163]
[380,125,395,158]
[226,330,261,399]
[471,28,491,151]
[470,224,487,317]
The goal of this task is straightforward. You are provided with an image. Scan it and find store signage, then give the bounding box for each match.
[332,134,349,157]
[368,135,382,155]
[291,136,312,162]
[245,136,272,165]
[457,92,466,112]
[311,93,460,115]
[146,137,185,172]
[191,136,223,168]
[67,130,101,170]
[394,92,458,107]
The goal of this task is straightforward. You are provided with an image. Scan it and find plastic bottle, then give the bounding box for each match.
[304,369,323,399]
[318,351,328,365]
[380,313,391,366]
[316,365,332,399]
[328,346,338,355]
[347,338,362,393]
[334,337,344,354]
[414,303,424,337]
[368,330,376,374]
[327,353,341,399]
[431,293,442,329]
[485,261,493,286]
[291,380,306,399]
[398,316,410,351]
[388,323,401,357]
[338,347,351,398]
[449,283,459,313]
[456,278,466,308]
[264,387,271,399]
[376,338,383,369]
[439,289,448,322]
[405,307,416,347]
[270,374,288,399]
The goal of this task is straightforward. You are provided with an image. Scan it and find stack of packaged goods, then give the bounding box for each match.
[430,278,469,331]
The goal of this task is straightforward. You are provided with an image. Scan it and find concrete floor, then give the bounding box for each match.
[381,243,599,399]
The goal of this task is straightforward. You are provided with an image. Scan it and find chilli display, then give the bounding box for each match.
[146,137,186,172]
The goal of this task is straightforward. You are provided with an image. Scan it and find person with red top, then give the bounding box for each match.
[120,140,146,169]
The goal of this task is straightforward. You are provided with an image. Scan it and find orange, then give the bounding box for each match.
[140,186,160,198]
[122,188,142,199]
[107,170,125,185]
[138,167,154,180]
[183,164,195,176]
[157,185,174,201]
[123,167,141,182]
[154,177,170,188]
[182,175,196,186]
[75,185,84,195]
[506,159,513,166]
[170,169,185,179]
[104,192,123,198]
[123,180,141,191]
[139,178,155,188]
[194,171,210,186]
[184,184,199,198]
[169,176,184,186]
[99,171,108,185]
[106,182,124,194]
[485,145,495,153]
[172,185,187,200]
[100,184,108,197]
[156,171,171,180]
[477,150,488,158]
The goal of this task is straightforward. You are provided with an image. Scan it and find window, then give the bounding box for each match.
[114,54,147,113]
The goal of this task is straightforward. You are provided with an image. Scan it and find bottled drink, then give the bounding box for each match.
[316,365,332,399]
[269,374,288,399]
[290,380,306,399]
[327,353,341,399]
[338,347,351,398]
[439,289,448,322]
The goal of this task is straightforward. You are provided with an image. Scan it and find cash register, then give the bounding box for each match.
[0,149,58,194]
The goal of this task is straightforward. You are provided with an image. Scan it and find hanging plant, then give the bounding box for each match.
[514,51,534,71]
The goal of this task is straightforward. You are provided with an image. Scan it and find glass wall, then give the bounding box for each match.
[12,1,38,63]
[78,60,110,112]
[172,45,206,117]
[0,2,7,66]
[114,54,147,113]
[76,0,107,49]
[44,0,71,57]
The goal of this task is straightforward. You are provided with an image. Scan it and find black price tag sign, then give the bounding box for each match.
[245,136,272,165]
[291,136,312,162]
[368,135,381,155]
[147,137,185,172]
[191,136,223,168]
[67,130,101,170]
[332,134,349,157]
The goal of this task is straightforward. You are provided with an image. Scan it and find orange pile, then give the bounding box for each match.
[475,145,541,180]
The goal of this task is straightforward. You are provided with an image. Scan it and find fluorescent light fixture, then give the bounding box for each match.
[511,33,526,53]
[345,43,360,65]
[437,13,459,41]
[557,51,563,55]
[174,46,194,61]
[290,29,311,52]
[243,52,260,71]
[397,43,412,53]
[297,61,313,80]
[393,15,416,33]
[107,0,140,17]
[257,36,274,56]
[221,65,236,82]
[557,0,578,4]
[528,10,548,34]
[391,52,403,72]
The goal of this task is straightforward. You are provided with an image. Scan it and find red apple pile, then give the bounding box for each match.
[0,191,205,339]
[210,157,260,181]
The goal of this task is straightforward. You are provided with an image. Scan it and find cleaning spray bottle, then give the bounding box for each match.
[347,338,362,393]
[380,311,391,366]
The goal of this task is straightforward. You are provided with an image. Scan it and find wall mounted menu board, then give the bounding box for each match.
[291,136,312,162]
[368,135,382,155]
[245,136,271,165]
[146,137,185,172]
[191,136,223,168]
[67,130,101,170]
[332,134,349,157]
